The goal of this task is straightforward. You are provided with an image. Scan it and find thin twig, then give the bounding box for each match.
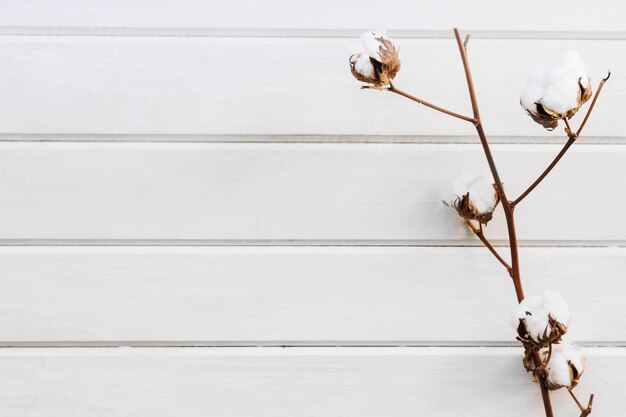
[512,73,610,207]
[466,220,512,272]
[367,82,476,123]
[568,389,594,417]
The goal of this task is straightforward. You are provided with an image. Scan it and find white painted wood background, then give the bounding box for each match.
[0,1,624,416]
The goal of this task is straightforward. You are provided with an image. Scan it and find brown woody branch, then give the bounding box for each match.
[452,27,552,417]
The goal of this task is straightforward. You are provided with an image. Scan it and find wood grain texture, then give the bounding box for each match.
[0,0,624,34]
[0,246,623,343]
[0,37,620,136]
[0,143,623,243]
[0,347,622,416]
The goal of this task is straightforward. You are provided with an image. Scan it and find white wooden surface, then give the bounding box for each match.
[0,1,624,415]
[0,347,623,417]
[0,143,623,243]
[0,37,620,137]
[1,0,625,35]
[0,246,623,344]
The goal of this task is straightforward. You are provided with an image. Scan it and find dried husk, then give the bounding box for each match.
[451,187,500,225]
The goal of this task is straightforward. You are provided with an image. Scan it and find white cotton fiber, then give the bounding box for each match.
[542,290,571,327]
[350,51,374,78]
[513,295,550,341]
[360,30,388,61]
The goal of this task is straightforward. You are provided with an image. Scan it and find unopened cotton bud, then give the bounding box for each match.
[349,31,401,88]
[520,51,592,130]
[544,340,586,390]
[446,173,500,225]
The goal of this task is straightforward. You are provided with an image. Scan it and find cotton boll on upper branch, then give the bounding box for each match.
[444,173,500,225]
[520,51,592,130]
[348,30,400,88]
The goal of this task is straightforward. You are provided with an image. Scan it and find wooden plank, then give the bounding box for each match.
[0,0,625,34]
[0,347,622,416]
[0,143,623,243]
[1,246,623,343]
[0,37,620,136]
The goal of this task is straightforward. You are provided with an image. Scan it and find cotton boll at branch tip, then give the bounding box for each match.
[444,173,500,225]
[520,51,592,130]
[348,30,400,88]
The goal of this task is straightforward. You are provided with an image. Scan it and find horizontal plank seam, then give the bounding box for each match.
[1,134,625,144]
[1,27,626,40]
[0,239,623,247]
[2,341,626,348]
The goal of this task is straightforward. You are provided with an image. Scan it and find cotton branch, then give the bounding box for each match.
[513,72,611,206]
[347,28,606,417]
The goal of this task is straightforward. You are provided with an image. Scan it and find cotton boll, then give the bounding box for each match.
[514,292,570,345]
[348,30,400,87]
[544,339,586,390]
[520,51,592,129]
[451,173,499,214]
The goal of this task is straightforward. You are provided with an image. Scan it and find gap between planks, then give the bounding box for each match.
[1,27,626,40]
[2,341,626,348]
[0,134,625,144]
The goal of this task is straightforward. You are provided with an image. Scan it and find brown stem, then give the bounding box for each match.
[466,220,512,272]
[380,82,477,123]
[512,73,610,207]
[454,27,553,417]
[452,28,524,302]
